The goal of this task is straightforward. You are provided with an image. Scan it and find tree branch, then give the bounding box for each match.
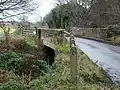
[0,7,37,20]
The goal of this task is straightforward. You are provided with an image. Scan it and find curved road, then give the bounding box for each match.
[75,38,120,84]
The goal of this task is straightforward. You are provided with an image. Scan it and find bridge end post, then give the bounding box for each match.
[35,27,44,59]
[70,34,78,89]
[59,30,64,45]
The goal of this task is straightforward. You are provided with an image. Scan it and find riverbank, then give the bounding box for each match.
[0,35,120,89]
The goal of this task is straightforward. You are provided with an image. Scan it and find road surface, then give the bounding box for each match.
[75,38,120,84]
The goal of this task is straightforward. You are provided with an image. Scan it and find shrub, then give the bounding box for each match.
[0,69,8,83]
[0,52,22,72]
[0,52,52,78]
[35,60,52,75]
[0,80,26,90]
[56,43,70,53]
[107,24,120,30]
[0,71,26,90]
[10,36,30,51]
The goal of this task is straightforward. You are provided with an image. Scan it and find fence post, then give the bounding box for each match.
[70,34,77,88]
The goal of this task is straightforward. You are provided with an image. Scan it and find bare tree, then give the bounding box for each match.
[0,0,39,50]
[0,0,38,19]
[57,0,69,5]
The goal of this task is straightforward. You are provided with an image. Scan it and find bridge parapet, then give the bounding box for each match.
[22,27,66,45]
[72,27,120,40]
[22,27,69,50]
[37,28,65,45]
[72,27,108,39]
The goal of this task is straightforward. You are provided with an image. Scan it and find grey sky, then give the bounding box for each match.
[28,0,57,22]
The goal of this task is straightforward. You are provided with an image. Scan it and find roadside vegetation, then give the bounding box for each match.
[105,24,120,45]
[105,36,120,45]
[0,0,120,89]
[0,31,120,89]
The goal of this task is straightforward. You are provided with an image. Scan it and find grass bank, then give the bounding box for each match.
[0,35,120,90]
[105,36,120,46]
[53,44,120,89]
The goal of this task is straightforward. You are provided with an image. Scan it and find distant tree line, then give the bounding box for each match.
[44,0,120,29]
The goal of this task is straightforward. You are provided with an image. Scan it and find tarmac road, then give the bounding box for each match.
[75,38,120,84]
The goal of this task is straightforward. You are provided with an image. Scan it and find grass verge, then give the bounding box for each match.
[0,35,120,90]
[105,36,120,45]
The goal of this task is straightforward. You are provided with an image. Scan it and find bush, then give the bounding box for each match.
[35,60,52,75]
[106,24,120,38]
[0,71,26,90]
[0,69,8,83]
[106,36,120,45]
[0,52,22,72]
[0,52,52,78]
[56,43,70,53]
[107,24,120,30]
[0,80,26,90]
[20,59,52,77]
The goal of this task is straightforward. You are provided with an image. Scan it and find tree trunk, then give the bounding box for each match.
[4,28,10,50]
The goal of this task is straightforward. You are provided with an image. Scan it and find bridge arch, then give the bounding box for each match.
[44,45,55,65]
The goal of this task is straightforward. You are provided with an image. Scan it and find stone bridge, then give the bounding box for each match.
[22,27,68,51]
[21,27,71,65]
[36,28,66,50]
[21,26,120,50]
[71,27,120,39]
[20,27,69,65]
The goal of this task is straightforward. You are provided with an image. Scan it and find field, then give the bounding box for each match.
[0,26,16,35]
[0,26,16,41]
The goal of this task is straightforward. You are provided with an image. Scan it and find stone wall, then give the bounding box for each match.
[72,27,108,39]
[40,28,65,44]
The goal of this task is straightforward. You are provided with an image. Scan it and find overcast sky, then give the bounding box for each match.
[28,0,57,22]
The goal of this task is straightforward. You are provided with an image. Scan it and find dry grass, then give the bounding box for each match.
[0,70,8,83]
[106,36,120,45]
